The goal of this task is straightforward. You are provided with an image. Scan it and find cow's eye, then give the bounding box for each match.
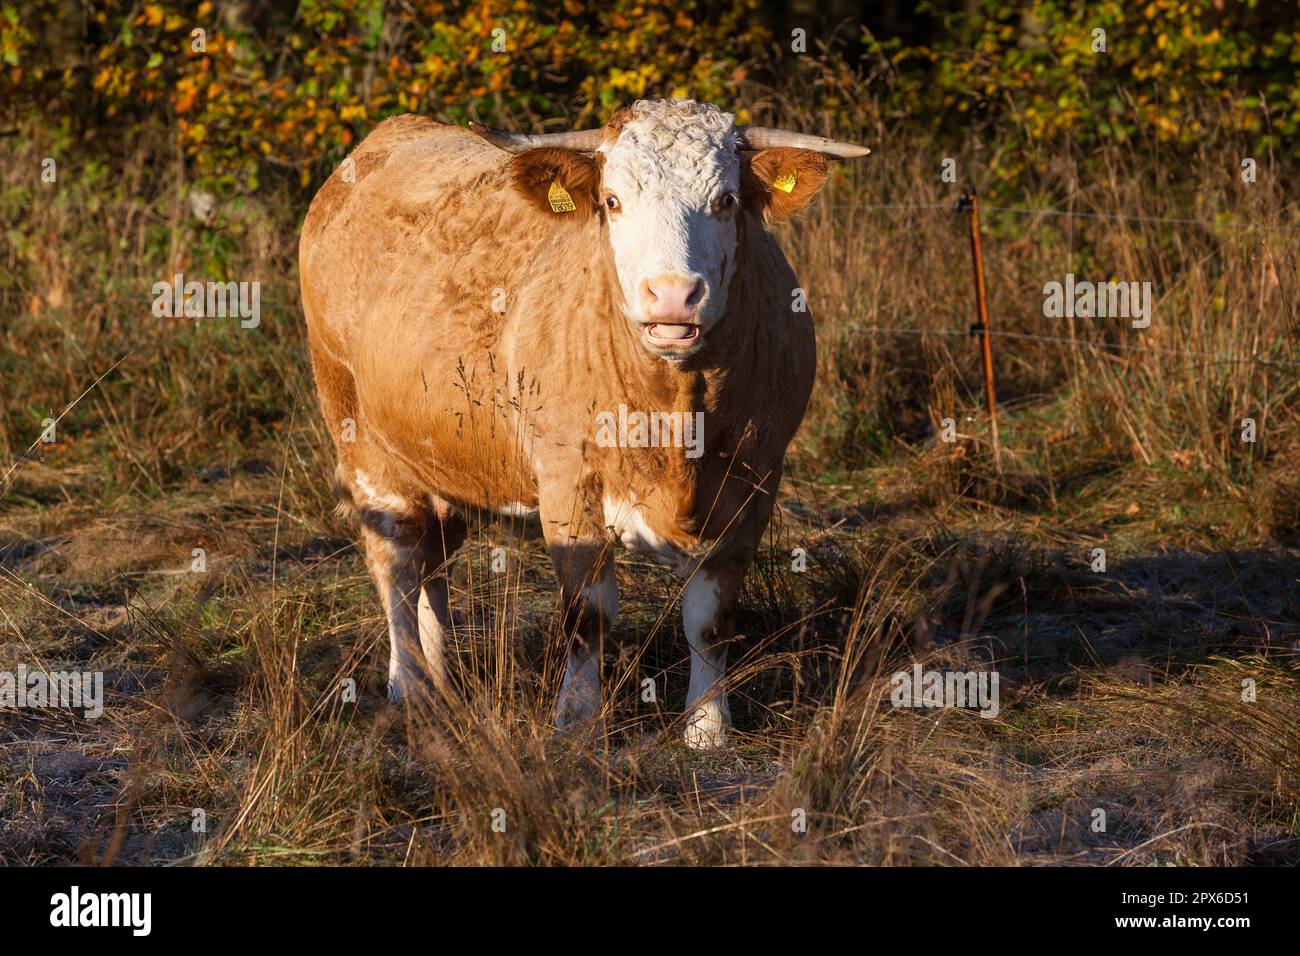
[717,192,739,212]
[605,195,620,211]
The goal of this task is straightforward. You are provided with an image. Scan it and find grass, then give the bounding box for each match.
[2,97,1299,865]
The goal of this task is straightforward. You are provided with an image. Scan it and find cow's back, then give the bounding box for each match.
[299,115,563,509]
[300,115,515,361]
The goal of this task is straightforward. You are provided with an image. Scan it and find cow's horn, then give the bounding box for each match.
[469,122,604,153]
[738,127,871,159]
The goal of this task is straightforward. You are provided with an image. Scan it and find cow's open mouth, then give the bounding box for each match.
[644,323,701,348]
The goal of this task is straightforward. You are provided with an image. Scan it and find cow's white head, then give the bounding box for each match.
[597,101,740,356]
[474,99,869,361]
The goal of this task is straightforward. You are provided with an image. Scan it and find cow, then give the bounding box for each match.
[298,98,868,748]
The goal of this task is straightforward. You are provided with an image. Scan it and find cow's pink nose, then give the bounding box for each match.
[640,274,706,320]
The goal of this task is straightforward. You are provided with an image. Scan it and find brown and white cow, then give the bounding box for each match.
[299,99,868,748]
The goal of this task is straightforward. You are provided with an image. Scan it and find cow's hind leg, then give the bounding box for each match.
[306,338,448,703]
[353,481,435,703]
[418,496,467,692]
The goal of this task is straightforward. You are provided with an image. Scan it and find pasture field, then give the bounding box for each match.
[2,2,1300,869]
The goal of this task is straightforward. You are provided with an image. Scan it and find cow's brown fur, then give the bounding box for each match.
[743,147,831,221]
[299,110,825,739]
[507,147,602,217]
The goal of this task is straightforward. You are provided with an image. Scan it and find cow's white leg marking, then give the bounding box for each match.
[417,502,466,695]
[555,568,617,732]
[363,529,426,703]
[682,571,732,749]
[354,468,413,514]
[354,469,429,703]
[417,584,448,688]
[603,494,693,570]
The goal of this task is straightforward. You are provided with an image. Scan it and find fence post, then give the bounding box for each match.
[958,188,1003,473]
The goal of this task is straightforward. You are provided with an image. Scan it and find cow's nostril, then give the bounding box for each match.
[685,279,705,308]
[642,274,704,317]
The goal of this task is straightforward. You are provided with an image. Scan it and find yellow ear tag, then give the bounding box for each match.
[547,181,576,213]
[773,170,798,193]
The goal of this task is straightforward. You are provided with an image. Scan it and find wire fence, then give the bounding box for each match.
[824,200,1300,232]
[824,196,1300,373]
[855,325,1300,369]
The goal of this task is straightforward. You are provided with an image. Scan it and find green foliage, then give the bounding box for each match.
[3,0,771,194]
[870,0,1300,189]
[7,1,1298,203]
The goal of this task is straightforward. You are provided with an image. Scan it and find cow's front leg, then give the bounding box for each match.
[540,487,618,735]
[681,560,745,749]
[555,555,616,733]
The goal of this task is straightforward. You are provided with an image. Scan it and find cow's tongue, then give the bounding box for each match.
[651,323,694,340]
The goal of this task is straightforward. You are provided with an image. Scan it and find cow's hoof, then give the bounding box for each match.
[555,703,603,740]
[555,687,606,745]
[387,673,436,706]
[684,708,731,750]
[555,720,605,749]
[684,726,730,750]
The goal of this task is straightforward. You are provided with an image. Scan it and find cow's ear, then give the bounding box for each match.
[742,148,830,221]
[506,148,600,218]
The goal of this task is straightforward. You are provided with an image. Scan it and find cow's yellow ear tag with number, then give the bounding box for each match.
[773,170,798,193]
[548,181,576,212]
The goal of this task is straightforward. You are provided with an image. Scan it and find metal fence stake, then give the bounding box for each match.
[959,189,1003,474]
